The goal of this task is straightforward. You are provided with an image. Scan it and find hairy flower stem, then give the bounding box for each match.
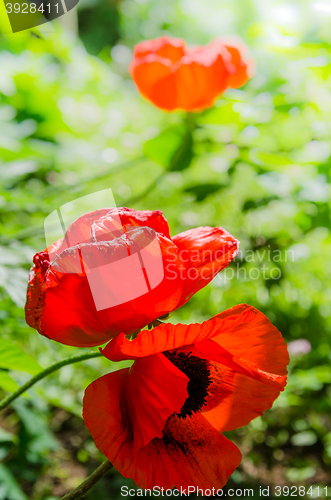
[60,460,113,500]
[0,351,103,411]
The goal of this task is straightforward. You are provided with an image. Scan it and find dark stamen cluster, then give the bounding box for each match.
[163,350,212,419]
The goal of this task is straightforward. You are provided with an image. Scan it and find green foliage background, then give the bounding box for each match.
[0,0,331,498]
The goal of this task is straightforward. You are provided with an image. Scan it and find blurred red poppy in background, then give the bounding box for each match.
[25,208,238,347]
[83,304,289,490]
[130,36,253,111]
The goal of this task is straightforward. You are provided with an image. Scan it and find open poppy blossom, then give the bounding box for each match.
[130,36,253,111]
[83,304,289,490]
[25,207,238,347]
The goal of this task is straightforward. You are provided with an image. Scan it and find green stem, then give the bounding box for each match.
[60,460,113,500]
[185,111,197,133]
[0,351,103,411]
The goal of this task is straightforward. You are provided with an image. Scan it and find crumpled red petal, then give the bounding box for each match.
[37,231,184,347]
[55,207,171,256]
[101,321,217,362]
[26,208,172,338]
[26,204,239,347]
[102,304,263,363]
[83,368,242,490]
[172,226,239,307]
[25,239,62,330]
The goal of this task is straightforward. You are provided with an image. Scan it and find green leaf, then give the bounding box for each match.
[243,196,278,212]
[250,149,294,168]
[183,182,226,202]
[144,126,185,168]
[169,132,194,172]
[0,339,41,375]
[13,400,59,455]
[0,465,28,500]
[144,126,194,171]
[0,370,19,392]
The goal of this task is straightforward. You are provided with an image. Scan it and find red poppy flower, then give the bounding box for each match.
[25,208,238,348]
[219,36,254,89]
[130,36,253,111]
[83,304,289,490]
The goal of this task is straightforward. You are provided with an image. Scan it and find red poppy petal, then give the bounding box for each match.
[38,231,184,347]
[38,273,114,347]
[149,73,178,111]
[210,304,289,376]
[194,339,287,389]
[200,304,289,432]
[202,369,285,432]
[83,371,241,490]
[133,36,186,64]
[163,413,242,489]
[83,368,130,461]
[223,43,253,88]
[175,45,231,111]
[173,226,239,307]
[113,413,241,490]
[55,207,171,256]
[126,353,189,453]
[54,208,111,257]
[25,264,44,330]
[102,304,288,380]
[114,207,171,239]
[101,321,216,362]
[25,238,63,330]
[130,55,178,111]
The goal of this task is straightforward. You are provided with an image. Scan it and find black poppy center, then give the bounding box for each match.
[163,350,212,419]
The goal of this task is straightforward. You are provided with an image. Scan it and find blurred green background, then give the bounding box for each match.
[0,0,331,498]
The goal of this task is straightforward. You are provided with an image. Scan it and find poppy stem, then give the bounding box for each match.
[185,112,196,132]
[0,351,103,411]
[59,460,113,500]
